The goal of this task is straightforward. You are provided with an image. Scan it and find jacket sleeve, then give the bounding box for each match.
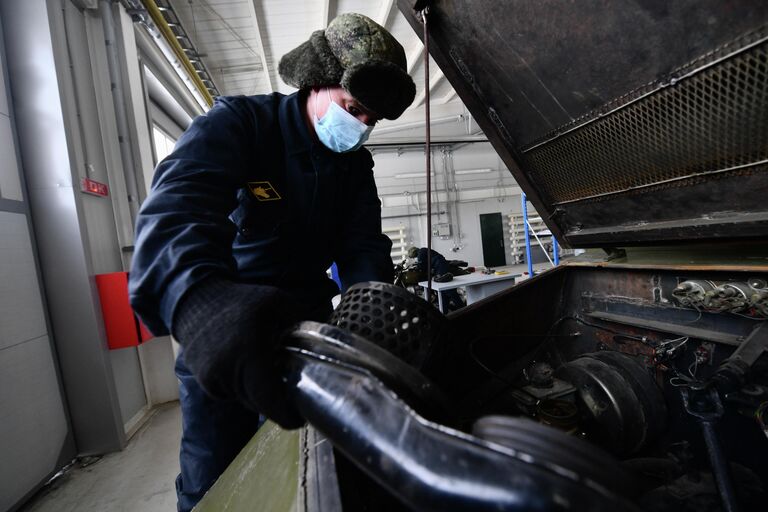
[430,250,451,276]
[334,150,394,291]
[129,97,256,336]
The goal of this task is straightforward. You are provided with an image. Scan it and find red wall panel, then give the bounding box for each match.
[95,272,153,349]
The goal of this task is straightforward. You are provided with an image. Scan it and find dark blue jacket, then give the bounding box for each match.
[129,92,393,336]
[416,248,451,276]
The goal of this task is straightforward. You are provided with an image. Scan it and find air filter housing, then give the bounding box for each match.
[329,282,449,375]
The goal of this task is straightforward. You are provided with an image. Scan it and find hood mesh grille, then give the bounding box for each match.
[523,38,768,205]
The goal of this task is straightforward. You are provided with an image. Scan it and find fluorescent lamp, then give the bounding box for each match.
[454,168,492,175]
[394,172,435,179]
[393,168,491,179]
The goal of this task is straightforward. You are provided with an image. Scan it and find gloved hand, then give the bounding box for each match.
[172,275,305,429]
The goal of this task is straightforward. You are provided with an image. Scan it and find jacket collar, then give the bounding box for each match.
[279,91,317,156]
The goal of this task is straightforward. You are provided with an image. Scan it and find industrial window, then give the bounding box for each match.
[152,124,177,164]
[383,225,408,262]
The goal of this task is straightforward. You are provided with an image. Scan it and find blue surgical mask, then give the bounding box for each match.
[313,88,374,153]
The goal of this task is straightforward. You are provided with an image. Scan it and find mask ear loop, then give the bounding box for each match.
[314,87,334,121]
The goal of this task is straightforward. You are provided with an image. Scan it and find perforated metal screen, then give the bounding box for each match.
[522,37,768,205]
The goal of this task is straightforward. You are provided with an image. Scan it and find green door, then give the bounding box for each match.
[480,213,506,267]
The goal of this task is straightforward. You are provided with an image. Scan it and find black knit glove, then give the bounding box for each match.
[172,275,304,429]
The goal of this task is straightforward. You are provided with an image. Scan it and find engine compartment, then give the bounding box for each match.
[449,266,767,510]
[327,266,768,511]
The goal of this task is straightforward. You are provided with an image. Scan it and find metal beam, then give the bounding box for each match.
[377,0,396,27]
[246,0,273,92]
[143,0,214,105]
[411,68,445,108]
[321,0,337,27]
[440,89,458,104]
[365,136,489,148]
[406,42,424,75]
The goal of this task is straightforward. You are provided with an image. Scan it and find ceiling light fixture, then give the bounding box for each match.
[394,172,436,179]
[454,168,492,175]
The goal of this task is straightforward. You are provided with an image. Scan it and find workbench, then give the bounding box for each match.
[419,271,521,313]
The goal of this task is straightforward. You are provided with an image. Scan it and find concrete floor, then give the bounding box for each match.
[20,402,181,512]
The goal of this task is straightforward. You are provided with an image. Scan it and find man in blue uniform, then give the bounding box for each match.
[408,246,466,311]
[129,13,415,511]
[409,246,454,280]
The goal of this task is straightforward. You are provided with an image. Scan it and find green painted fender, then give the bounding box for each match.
[195,422,301,512]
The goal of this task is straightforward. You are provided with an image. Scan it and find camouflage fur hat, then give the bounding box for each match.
[278,13,416,120]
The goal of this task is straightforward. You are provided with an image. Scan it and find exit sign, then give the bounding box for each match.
[80,177,109,197]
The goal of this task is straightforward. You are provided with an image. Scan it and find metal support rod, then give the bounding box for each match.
[447,150,463,250]
[365,137,489,149]
[681,388,741,512]
[700,420,740,512]
[100,0,140,224]
[553,236,560,265]
[522,193,534,277]
[422,7,432,297]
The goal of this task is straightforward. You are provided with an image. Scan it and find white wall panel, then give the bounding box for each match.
[0,15,74,509]
[0,335,69,512]
[110,347,148,427]
[138,336,180,405]
[0,212,47,350]
[0,114,23,200]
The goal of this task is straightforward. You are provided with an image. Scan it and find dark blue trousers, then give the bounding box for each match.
[174,352,263,512]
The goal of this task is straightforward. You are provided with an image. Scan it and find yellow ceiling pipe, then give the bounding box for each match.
[142,0,214,107]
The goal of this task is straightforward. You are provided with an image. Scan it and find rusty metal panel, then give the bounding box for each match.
[397,0,768,247]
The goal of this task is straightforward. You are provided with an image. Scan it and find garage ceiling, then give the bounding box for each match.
[160,0,461,125]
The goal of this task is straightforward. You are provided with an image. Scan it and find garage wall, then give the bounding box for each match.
[366,97,530,267]
[0,219,71,507]
[372,140,523,267]
[1,0,127,459]
[0,13,75,511]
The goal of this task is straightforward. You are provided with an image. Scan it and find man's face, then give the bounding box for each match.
[313,85,381,127]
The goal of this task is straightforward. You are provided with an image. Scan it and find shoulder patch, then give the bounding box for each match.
[247,181,281,201]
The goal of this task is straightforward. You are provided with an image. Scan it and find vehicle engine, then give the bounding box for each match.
[287,269,768,511]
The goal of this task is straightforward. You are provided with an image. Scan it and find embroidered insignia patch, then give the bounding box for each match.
[247,181,281,201]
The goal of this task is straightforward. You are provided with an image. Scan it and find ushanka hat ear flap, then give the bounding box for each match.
[341,60,416,120]
[278,30,343,89]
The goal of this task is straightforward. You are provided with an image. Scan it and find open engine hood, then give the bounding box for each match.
[398,0,768,248]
